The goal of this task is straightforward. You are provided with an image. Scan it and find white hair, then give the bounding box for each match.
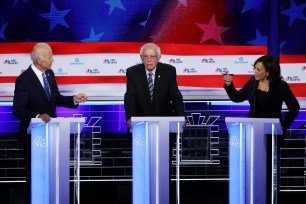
[30,43,52,61]
[140,43,161,56]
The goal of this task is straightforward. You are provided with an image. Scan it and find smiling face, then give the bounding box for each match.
[254,61,269,82]
[140,46,161,71]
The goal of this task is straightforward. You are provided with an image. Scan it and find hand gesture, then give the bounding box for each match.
[223,71,233,86]
[74,93,88,103]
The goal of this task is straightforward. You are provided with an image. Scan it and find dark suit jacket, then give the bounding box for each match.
[224,76,300,130]
[124,62,184,121]
[13,65,78,136]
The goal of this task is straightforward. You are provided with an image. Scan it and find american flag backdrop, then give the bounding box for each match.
[0,0,305,52]
[0,0,306,100]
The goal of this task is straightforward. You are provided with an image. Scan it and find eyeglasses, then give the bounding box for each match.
[141,55,158,60]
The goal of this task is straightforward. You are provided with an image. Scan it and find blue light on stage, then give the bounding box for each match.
[132,122,150,204]
[229,123,245,204]
[31,124,49,204]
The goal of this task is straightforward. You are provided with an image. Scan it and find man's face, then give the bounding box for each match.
[39,49,54,71]
[140,47,161,71]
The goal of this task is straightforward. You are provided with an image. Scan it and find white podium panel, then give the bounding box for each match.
[131,117,184,204]
[225,117,282,204]
[29,117,85,204]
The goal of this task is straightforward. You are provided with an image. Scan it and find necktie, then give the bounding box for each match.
[148,72,154,101]
[42,72,51,100]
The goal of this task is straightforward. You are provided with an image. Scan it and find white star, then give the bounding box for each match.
[139,9,151,27]
[104,0,126,16]
[81,28,104,42]
[40,2,71,31]
[0,23,8,40]
[178,0,187,7]
[281,0,306,26]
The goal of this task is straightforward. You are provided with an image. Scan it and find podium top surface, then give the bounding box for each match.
[225,117,280,124]
[131,116,185,122]
[29,117,85,134]
[225,117,283,135]
[30,117,85,125]
[131,116,185,133]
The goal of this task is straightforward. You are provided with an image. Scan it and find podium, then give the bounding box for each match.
[131,117,185,204]
[225,117,282,204]
[29,117,85,204]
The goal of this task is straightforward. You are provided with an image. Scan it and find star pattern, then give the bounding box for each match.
[247,29,267,45]
[81,28,104,42]
[241,0,267,13]
[13,0,28,7]
[139,9,151,27]
[196,15,230,44]
[104,0,126,16]
[178,0,187,7]
[280,41,286,54]
[40,2,71,31]
[0,0,304,54]
[0,23,8,40]
[281,0,306,26]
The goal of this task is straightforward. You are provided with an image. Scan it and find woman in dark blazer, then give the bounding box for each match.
[223,55,300,131]
[223,55,300,202]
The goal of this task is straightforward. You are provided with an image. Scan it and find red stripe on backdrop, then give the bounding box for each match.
[2,75,305,97]
[1,77,17,83]
[0,76,126,84]
[177,75,251,88]
[280,55,306,63]
[0,42,267,55]
[2,75,236,85]
[177,75,306,97]
[289,84,306,98]
[55,76,126,84]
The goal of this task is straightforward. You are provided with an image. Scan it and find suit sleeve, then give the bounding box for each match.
[169,67,184,116]
[47,69,77,108]
[13,76,38,122]
[124,68,136,121]
[282,82,300,130]
[224,77,252,103]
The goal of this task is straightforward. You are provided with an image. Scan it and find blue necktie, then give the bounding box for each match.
[42,72,51,100]
[148,72,154,101]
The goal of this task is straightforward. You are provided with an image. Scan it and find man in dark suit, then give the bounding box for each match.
[124,43,184,128]
[124,43,184,203]
[13,42,88,204]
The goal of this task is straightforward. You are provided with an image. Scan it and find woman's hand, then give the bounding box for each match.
[223,72,233,86]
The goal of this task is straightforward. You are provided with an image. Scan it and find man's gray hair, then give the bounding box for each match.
[140,43,161,56]
[31,43,52,61]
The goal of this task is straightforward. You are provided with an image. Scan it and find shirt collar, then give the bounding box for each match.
[31,64,43,74]
[145,67,156,76]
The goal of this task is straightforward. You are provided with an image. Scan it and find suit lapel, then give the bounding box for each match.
[140,65,151,100]
[29,67,51,102]
[46,70,58,106]
[154,64,161,95]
